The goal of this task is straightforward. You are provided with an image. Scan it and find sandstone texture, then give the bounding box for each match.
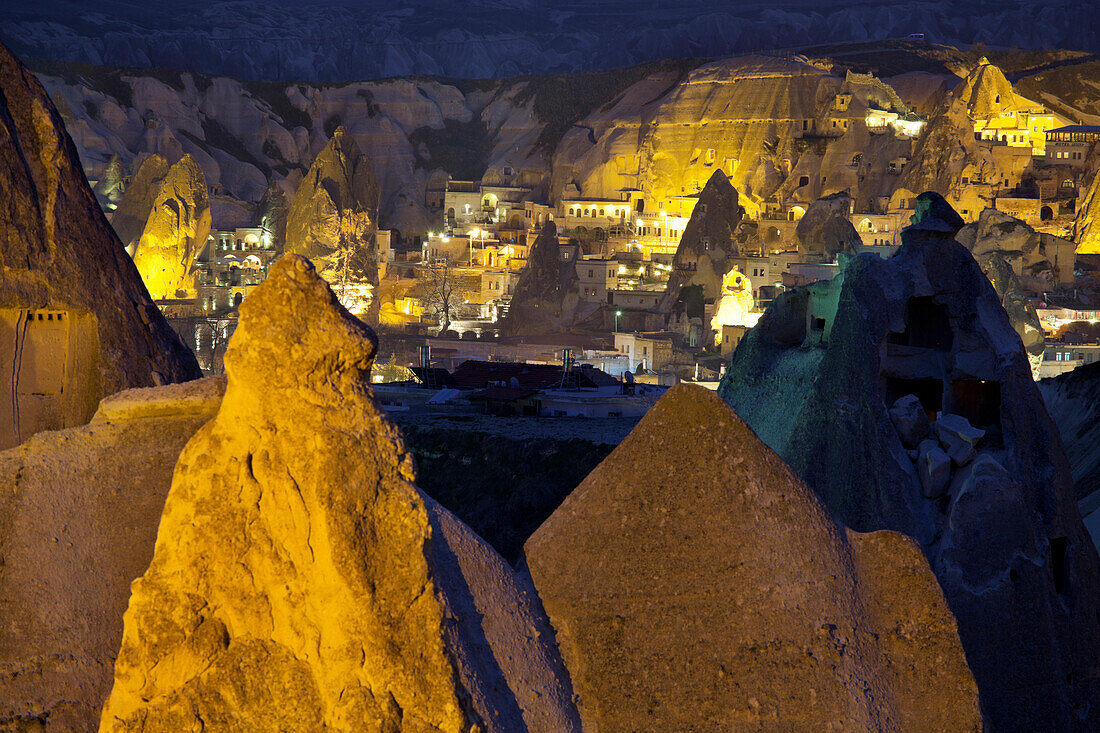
[719,193,1100,731]
[0,42,201,450]
[131,154,211,299]
[0,377,223,731]
[794,190,863,260]
[99,255,578,732]
[285,127,380,315]
[109,154,169,254]
[503,222,581,335]
[524,384,981,731]
[1074,164,1100,254]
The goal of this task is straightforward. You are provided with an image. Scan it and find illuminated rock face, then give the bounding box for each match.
[955,210,1051,364]
[0,42,201,451]
[109,154,169,254]
[710,267,757,336]
[99,256,579,732]
[1075,167,1100,254]
[719,195,1100,732]
[131,154,211,299]
[524,384,981,731]
[503,222,581,335]
[285,126,381,316]
[794,190,863,259]
[0,378,223,732]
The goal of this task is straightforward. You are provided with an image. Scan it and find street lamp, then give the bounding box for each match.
[615,309,622,332]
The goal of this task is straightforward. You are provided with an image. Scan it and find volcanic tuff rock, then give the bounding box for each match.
[524,384,981,731]
[92,153,126,212]
[131,154,211,299]
[719,194,1100,731]
[0,377,223,731]
[1075,165,1100,254]
[503,222,581,335]
[253,182,289,253]
[286,127,381,315]
[0,42,201,450]
[794,190,863,260]
[659,169,745,309]
[1039,361,1100,502]
[109,154,169,254]
[99,255,579,732]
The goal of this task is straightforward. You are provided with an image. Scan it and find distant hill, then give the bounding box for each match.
[4,0,1100,82]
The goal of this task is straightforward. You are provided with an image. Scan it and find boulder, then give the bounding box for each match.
[99,255,579,732]
[131,154,211,299]
[285,126,380,316]
[889,393,930,447]
[719,193,1100,731]
[917,438,951,498]
[794,191,863,260]
[0,377,223,731]
[524,384,981,731]
[934,413,985,466]
[0,42,201,451]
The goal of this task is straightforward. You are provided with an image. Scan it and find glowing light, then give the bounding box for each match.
[636,218,644,228]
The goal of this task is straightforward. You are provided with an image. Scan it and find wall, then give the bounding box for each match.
[0,309,100,449]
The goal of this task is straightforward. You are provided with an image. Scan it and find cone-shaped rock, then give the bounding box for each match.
[0,377,224,731]
[954,57,1020,119]
[503,221,579,335]
[131,154,211,299]
[109,154,169,254]
[253,182,288,253]
[524,383,981,731]
[659,169,744,311]
[794,190,863,260]
[0,42,200,450]
[285,127,381,315]
[99,255,579,732]
[719,195,1100,731]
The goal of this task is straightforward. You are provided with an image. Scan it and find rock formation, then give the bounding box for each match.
[99,255,579,731]
[794,190,863,260]
[1039,361,1100,502]
[524,383,981,731]
[253,182,288,254]
[718,192,1100,731]
[0,377,223,731]
[109,154,169,254]
[285,126,381,316]
[659,169,745,310]
[1074,165,1100,254]
[92,153,126,212]
[131,154,211,300]
[0,42,201,451]
[503,222,581,335]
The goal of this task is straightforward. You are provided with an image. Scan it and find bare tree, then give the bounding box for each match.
[424,258,459,333]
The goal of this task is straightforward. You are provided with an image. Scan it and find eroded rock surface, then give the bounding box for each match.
[131,154,211,299]
[794,190,863,260]
[0,377,224,731]
[99,255,578,732]
[503,222,581,335]
[0,42,201,450]
[109,154,169,254]
[719,193,1100,731]
[524,384,981,731]
[285,126,381,316]
[660,169,746,308]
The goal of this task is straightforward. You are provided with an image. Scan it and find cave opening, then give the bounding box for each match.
[885,377,943,420]
[886,296,953,351]
[951,379,1001,428]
